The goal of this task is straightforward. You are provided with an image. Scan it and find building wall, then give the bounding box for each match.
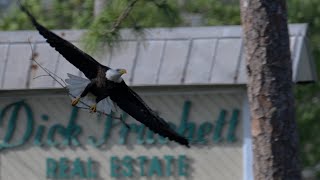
[0,87,246,180]
[0,24,314,90]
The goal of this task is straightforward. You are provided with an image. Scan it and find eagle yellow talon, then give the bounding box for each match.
[71,97,80,106]
[90,104,97,113]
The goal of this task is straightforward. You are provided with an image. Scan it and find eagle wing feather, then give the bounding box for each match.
[19,2,109,80]
[110,82,190,147]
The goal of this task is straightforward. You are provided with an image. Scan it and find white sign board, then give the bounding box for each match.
[0,88,247,180]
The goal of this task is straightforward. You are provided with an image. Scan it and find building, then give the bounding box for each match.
[0,24,316,179]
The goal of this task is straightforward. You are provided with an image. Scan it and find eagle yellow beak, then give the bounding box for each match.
[119,69,127,75]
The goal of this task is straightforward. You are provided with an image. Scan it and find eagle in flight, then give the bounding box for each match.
[19,3,190,147]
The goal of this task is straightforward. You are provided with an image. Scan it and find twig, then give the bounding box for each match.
[27,40,125,122]
[108,0,140,33]
[33,74,51,80]
[41,65,68,87]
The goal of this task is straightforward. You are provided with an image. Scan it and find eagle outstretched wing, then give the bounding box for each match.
[19,2,109,79]
[20,2,190,147]
[110,82,190,147]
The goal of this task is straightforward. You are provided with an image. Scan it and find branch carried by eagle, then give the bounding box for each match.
[19,2,190,147]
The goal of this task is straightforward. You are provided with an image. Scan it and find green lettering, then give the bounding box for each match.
[62,108,82,146]
[86,158,97,178]
[148,156,162,176]
[138,156,147,176]
[118,124,130,145]
[122,156,133,177]
[197,122,213,144]
[59,157,69,178]
[227,109,240,142]
[134,125,145,145]
[46,158,57,178]
[34,114,49,146]
[117,113,130,145]
[34,125,45,146]
[71,158,85,178]
[213,110,226,143]
[127,123,144,144]
[164,155,174,176]
[0,101,34,149]
[178,101,195,142]
[146,129,155,144]
[47,125,63,147]
[88,114,113,147]
[110,156,120,177]
[178,155,187,176]
[47,108,82,147]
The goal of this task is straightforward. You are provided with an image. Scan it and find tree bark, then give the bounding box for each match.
[239,0,301,179]
[94,0,108,17]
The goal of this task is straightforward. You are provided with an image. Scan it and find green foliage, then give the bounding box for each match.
[83,0,240,52]
[0,0,93,30]
[0,0,43,30]
[51,0,94,29]
[183,0,240,25]
[83,0,181,53]
[288,0,320,174]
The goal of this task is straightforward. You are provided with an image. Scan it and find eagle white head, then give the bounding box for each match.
[106,68,127,83]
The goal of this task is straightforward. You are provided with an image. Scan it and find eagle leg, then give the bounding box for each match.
[71,97,80,106]
[71,82,94,106]
[90,104,97,113]
[90,94,109,113]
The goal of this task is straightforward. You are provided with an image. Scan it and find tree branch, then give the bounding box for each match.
[108,0,140,33]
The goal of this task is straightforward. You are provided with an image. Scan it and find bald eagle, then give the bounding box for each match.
[20,3,190,147]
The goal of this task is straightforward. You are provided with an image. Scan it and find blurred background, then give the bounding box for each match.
[1,0,320,178]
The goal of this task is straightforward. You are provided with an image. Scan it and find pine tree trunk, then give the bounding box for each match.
[239,0,301,179]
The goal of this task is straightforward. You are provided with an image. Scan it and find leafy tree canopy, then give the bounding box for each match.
[0,0,94,30]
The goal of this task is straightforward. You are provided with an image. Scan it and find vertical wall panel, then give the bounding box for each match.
[3,44,31,89]
[132,41,164,85]
[0,44,9,88]
[29,43,60,88]
[184,39,217,84]
[236,52,247,84]
[210,39,242,84]
[296,42,314,81]
[290,37,296,53]
[158,40,190,84]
